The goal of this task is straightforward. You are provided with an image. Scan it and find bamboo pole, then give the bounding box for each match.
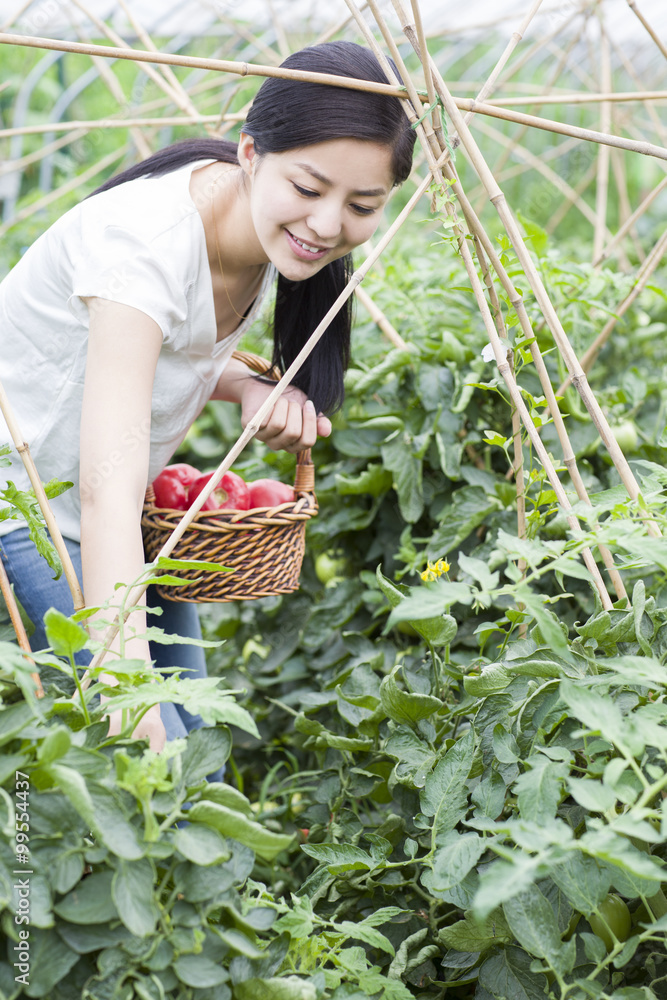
[626,0,667,63]
[0,146,128,239]
[314,2,369,45]
[409,0,445,150]
[455,0,546,109]
[558,227,667,392]
[545,157,599,235]
[593,20,612,263]
[443,158,627,603]
[452,97,667,161]
[67,0,197,117]
[0,115,242,140]
[395,13,660,538]
[593,174,667,266]
[491,1,593,93]
[474,25,585,215]
[0,128,89,178]
[0,32,416,101]
[0,381,84,610]
[86,149,455,669]
[116,0,204,124]
[473,116,613,235]
[69,16,153,162]
[3,30,667,163]
[363,0,618,605]
[483,90,667,107]
[266,0,290,60]
[354,285,409,350]
[610,148,646,264]
[0,555,43,697]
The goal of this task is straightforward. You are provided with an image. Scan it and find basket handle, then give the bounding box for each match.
[232,350,315,497]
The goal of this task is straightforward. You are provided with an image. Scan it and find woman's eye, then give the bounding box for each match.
[351,204,375,216]
[293,183,318,197]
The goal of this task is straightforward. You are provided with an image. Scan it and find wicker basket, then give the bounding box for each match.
[141,352,318,603]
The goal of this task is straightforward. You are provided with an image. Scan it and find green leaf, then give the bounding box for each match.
[16,927,79,997]
[550,855,611,917]
[173,823,230,866]
[153,555,233,573]
[54,870,119,924]
[478,945,550,1000]
[37,726,72,765]
[234,976,317,1000]
[187,801,293,861]
[515,755,568,824]
[428,486,499,556]
[503,884,575,974]
[173,954,230,988]
[180,725,232,786]
[381,434,423,523]
[380,665,442,725]
[300,843,375,874]
[336,463,393,497]
[420,729,475,839]
[200,782,254,817]
[438,909,512,953]
[334,919,395,955]
[567,777,616,813]
[432,832,486,891]
[101,678,260,737]
[112,858,159,937]
[559,680,626,747]
[43,607,88,657]
[386,582,473,628]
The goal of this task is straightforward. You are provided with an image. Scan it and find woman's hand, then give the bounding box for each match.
[239,377,332,453]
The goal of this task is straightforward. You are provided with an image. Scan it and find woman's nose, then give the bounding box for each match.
[307,201,343,242]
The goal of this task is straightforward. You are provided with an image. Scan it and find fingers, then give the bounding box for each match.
[256,397,320,453]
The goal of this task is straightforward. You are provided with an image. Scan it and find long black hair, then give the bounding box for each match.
[88,41,416,413]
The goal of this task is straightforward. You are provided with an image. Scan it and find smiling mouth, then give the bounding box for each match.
[286,230,331,254]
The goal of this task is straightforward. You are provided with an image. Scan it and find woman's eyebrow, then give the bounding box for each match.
[295,162,387,197]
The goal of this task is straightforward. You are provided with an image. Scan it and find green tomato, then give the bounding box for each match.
[315,551,348,585]
[589,894,632,952]
[611,420,639,454]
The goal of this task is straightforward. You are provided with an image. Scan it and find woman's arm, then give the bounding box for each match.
[213,358,332,453]
[79,296,165,750]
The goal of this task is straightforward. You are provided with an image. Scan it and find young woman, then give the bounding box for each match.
[0,41,416,758]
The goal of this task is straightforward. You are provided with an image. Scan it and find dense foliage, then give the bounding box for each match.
[2,19,667,999]
[1,217,667,999]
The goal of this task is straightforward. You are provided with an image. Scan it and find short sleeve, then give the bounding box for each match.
[67,222,187,346]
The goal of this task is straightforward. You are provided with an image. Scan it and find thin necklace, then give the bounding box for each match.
[210,174,263,323]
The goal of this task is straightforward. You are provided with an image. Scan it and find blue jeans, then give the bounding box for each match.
[0,527,224,782]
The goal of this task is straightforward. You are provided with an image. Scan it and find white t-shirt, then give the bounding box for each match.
[0,158,275,543]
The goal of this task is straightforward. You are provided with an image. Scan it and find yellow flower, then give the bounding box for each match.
[420,558,450,582]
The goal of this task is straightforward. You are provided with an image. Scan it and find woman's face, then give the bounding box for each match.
[238,134,395,280]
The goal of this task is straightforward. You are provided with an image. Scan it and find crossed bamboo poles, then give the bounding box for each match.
[0,0,666,667]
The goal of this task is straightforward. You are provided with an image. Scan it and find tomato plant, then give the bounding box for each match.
[589,894,633,952]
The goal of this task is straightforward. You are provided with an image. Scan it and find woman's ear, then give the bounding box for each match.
[237,133,258,179]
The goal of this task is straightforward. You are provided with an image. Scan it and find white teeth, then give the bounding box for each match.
[294,235,322,253]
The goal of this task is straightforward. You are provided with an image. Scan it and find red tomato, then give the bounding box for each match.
[153,469,189,510]
[248,478,295,508]
[188,472,250,511]
[166,463,201,487]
